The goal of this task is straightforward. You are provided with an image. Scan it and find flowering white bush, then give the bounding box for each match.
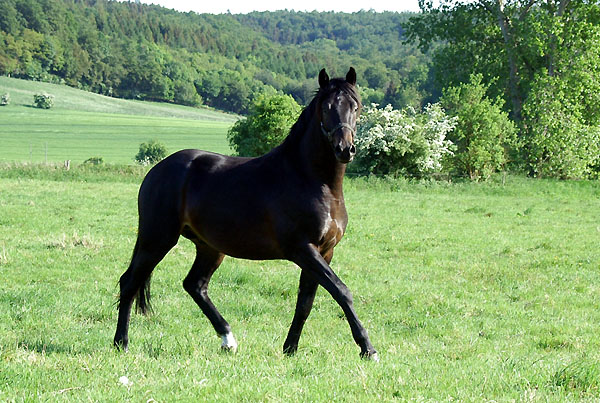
[355,103,456,177]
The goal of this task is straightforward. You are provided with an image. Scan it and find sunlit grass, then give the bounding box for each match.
[0,172,599,400]
[0,76,235,164]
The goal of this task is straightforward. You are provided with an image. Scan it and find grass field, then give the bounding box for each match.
[0,77,236,164]
[0,167,599,401]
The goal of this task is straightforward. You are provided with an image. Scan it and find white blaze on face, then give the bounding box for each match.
[221,332,238,352]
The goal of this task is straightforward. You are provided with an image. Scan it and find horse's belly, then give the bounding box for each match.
[185,200,285,260]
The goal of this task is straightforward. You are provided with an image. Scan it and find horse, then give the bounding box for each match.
[113,67,378,361]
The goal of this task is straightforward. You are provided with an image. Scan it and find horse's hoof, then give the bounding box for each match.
[113,339,128,352]
[220,332,238,353]
[221,344,237,353]
[361,350,379,362]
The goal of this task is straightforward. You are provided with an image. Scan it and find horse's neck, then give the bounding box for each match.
[299,119,347,196]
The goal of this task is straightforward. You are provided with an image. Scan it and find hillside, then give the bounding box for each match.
[0,76,237,121]
[0,0,431,113]
[0,77,235,164]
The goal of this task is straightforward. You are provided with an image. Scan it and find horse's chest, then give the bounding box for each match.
[317,206,347,252]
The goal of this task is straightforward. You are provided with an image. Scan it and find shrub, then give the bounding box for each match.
[441,74,516,180]
[33,93,55,109]
[0,93,9,106]
[83,157,104,165]
[354,103,455,177]
[227,93,301,157]
[135,140,167,165]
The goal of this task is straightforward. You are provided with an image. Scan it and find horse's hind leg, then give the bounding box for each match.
[182,243,236,351]
[113,237,176,351]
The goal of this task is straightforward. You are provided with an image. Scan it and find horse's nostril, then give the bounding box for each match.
[350,145,356,155]
[335,145,343,154]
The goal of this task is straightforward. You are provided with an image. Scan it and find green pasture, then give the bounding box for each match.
[0,77,235,164]
[0,168,599,401]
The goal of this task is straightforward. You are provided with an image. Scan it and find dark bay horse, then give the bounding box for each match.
[113,67,378,360]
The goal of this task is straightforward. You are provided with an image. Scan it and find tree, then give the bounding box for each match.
[405,0,599,121]
[522,73,600,179]
[441,74,516,180]
[406,0,600,177]
[227,94,301,157]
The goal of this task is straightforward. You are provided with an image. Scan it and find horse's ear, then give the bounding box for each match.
[346,67,357,86]
[319,68,329,88]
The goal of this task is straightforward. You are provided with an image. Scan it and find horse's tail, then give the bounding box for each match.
[116,238,153,315]
[135,272,152,315]
[131,237,152,315]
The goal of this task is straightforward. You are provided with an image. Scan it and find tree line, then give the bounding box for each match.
[0,0,431,114]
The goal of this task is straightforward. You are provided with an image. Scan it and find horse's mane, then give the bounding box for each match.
[281,78,361,148]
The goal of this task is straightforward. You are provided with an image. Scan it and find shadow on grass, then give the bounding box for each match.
[18,339,91,355]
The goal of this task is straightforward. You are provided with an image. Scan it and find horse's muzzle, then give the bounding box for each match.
[334,143,356,163]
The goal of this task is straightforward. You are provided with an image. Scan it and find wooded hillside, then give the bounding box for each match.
[0,0,430,113]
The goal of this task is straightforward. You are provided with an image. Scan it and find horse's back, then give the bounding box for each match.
[136,150,236,240]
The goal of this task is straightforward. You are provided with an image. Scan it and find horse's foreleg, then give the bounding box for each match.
[283,269,319,355]
[183,244,236,352]
[290,245,378,361]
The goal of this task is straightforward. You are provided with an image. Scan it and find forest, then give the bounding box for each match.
[1,0,599,178]
[0,0,429,113]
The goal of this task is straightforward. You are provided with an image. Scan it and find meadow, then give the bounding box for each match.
[0,77,236,164]
[1,78,599,401]
[0,166,599,401]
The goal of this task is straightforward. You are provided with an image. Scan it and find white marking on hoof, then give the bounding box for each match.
[220,332,237,352]
[362,351,380,362]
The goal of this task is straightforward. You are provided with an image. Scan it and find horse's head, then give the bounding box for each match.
[317,68,361,164]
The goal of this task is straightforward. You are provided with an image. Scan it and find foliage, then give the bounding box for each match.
[227,94,301,157]
[522,75,600,179]
[441,74,516,180]
[0,92,9,105]
[405,0,600,178]
[355,103,455,177]
[0,0,432,114]
[33,92,53,109]
[134,139,167,165]
[520,18,600,179]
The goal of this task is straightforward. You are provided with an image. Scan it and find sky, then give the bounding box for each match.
[137,0,422,14]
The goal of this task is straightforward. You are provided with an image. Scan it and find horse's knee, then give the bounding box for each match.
[182,277,207,297]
